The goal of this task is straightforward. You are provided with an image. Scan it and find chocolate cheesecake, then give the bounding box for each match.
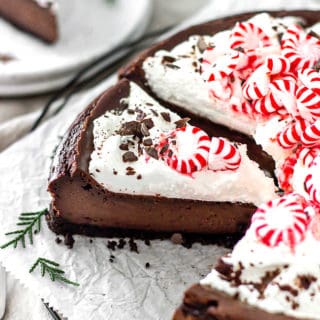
[0,0,58,43]
[47,79,276,239]
[174,193,320,320]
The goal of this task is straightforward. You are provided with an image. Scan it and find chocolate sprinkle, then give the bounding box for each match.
[122,151,138,162]
[162,56,176,64]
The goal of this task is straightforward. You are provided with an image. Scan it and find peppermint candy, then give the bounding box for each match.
[296,145,320,167]
[276,119,308,149]
[242,66,270,100]
[298,68,320,95]
[282,25,320,70]
[305,156,320,204]
[230,22,272,50]
[159,126,211,174]
[208,137,241,171]
[251,92,280,115]
[201,49,241,81]
[296,85,320,121]
[301,120,320,147]
[251,193,310,249]
[265,56,291,75]
[277,156,297,192]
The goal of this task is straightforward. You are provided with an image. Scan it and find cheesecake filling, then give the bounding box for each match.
[89,82,276,205]
[201,193,320,319]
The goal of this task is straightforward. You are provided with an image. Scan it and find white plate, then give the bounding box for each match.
[0,0,152,96]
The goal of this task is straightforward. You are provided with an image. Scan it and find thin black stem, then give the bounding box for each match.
[30,25,174,131]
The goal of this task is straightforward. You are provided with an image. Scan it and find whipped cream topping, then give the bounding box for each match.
[201,194,320,319]
[89,82,276,205]
[142,13,303,137]
[34,0,57,11]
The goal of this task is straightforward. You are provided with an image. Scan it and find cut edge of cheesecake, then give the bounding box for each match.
[173,283,299,320]
[0,0,58,43]
[47,79,271,242]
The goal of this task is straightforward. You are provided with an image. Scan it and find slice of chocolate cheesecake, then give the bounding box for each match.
[0,0,58,43]
[174,193,320,320]
[47,80,276,239]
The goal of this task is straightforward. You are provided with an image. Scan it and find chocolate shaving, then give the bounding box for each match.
[175,117,190,128]
[234,46,245,53]
[142,118,154,129]
[160,112,171,122]
[119,143,129,151]
[118,121,140,136]
[159,144,169,155]
[143,138,153,146]
[308,30,320,39]
[145,147,159,160]
[140,122,150,137]
[196,37,207,53]
[122,151,138,162]
[166,64,180,70]
[0,54,14,63]
[162,56,176,64]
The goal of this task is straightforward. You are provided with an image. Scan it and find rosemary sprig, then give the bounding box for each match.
[30,257,79,287]
[1,209,47,249]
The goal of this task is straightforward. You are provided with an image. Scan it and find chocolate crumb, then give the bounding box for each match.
[144,239,151,246]
[64,234,75,249]
[137,174,142,180]
[175,117,190,128]
[150,109,159,117]
[122,151,138,162]
[146,102,153,106]
[118,121,141,136]
[140,122,150,137]
[127,109,135,115]
[234,46,245,53]
[89,239,93,243]
[129,238,139,253]
[55,237,62,244]
[107,240,117,251]
[160,112,171,122]
[119,143,129,151]
[159,144,169,155]
[171,233,184,245]
[295,275,317,290]
[166,64,180,70]
[145,262,150,269]
[118,239,126,249]
[113,169,118,175]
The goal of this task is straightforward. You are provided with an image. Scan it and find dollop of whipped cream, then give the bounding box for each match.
[201,193,320,319]
[88,82,276,205]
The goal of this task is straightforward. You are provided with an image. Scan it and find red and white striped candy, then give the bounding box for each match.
[305,157,320,204]
[277,156,297,192]
[251,92,281,115]
[208,138,241,171]
[265,56,291,75]
[301,120,320,147]
[231,100,255,116]
[242,66,270,100]
[298,68,320,95]
[201,49,240,81]
[230,22,272,50]
[208,78,232,101]
[296,145,320,167]
[282,25,320,70]
[160,126,211,174]
[251,193,310,249]
[296,85,320,121]
[269,79,298,117]
[276,119,308,149]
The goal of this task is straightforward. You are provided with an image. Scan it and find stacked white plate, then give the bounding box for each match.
[0,0,152,96]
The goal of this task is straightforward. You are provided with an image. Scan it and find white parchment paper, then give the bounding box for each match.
[1,1,320,319]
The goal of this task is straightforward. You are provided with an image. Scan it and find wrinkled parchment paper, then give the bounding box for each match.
[1,1,320,318]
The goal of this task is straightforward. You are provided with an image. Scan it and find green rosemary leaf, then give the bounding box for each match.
[30,257,80,287]
[1,209,47,249]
